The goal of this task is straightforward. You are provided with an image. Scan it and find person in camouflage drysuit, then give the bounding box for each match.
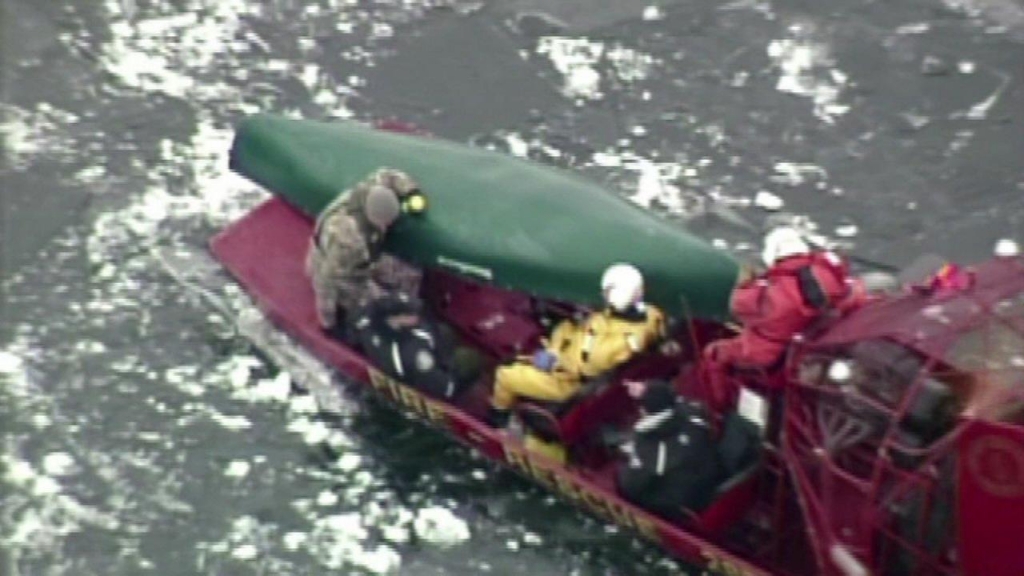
[305,168,422,331]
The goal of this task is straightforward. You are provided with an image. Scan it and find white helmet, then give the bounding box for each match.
[601,263,644,312]
[761,226,810,266]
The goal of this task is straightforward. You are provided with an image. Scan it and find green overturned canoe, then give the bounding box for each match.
[229,114,739,319]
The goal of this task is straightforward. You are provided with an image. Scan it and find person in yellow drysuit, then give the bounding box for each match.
[487,263,666,428]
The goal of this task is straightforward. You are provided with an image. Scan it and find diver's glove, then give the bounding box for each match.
[531,350,558,372]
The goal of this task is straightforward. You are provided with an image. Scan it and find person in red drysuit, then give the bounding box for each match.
[702,227,867,411]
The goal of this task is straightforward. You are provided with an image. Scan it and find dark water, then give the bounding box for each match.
[1,0,1021,574]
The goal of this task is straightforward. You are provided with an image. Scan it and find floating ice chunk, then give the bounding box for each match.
[896,22,930,34]
[32,413,52,429]
[772,162,828,186]
[754,191,784,211]
[360,545,401,574]
[283,531,307,551]
[252,372,292,403]
[288,417,331,445]
[413,506,470,547]
[300,64,319,90]
[371,22,394,39]
[592,151,622,167]
[337,453,362,472]
[381,524,411,544]
[630,125,648,137]
[33,475,61,497]
[42,453,76,477]
[505,133,529,158]
[225,460,251,478]
[607,45,657,83]
[0,351,24,374]
[6,459,33,485]
[537,37,604,100]
[958,61,976,74]
[835,224,859,238]
[523,531,543,545]
[290,394,320,415]
[643,5,664,20]
[227,355,262,388]
[232,544,258,560]
[317,490,339,507]
[995,239,1020,257]
[631,161,663,209]
[208,410,252,431]
[566,67,601,100]
[75,340,107,354]
[506,539,520,551]
[767,38,850,123]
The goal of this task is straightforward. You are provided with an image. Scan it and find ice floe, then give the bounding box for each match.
[643,6,665,21]
[0,350,24,375]
[995,239,1020,257]
[754,190,784,211]
[536,37,657,101]
[224,460,252,478]
[767,29,851,123]
[413,506,470,547]
[41,453,77,477]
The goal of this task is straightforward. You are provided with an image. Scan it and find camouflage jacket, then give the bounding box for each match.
[306,168,419,328]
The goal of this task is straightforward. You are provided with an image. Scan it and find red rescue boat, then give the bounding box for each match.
[212,115,1024,575]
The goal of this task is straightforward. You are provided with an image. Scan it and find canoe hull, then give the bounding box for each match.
[229,115,739,319]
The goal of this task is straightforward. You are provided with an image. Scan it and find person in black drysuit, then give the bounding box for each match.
[351,292,481,400]
[614,379,723,522]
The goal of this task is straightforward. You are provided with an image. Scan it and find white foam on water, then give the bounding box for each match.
[767,29,851,123]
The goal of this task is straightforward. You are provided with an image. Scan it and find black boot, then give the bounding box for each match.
[486,407,511,429]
